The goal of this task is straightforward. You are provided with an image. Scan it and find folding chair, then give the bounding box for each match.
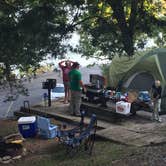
[59,113,97,156]
[37,116,58,139]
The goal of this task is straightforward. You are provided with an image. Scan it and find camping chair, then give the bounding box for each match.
[37,116,58,139]
[58,111,86,143]
[59,114,97,156]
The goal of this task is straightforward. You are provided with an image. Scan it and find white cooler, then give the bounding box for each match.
[116,101,131,115]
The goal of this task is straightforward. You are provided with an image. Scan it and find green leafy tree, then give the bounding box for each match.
[76,0,166,59]
[1,0,166,74]
[0,0,80,102]
[0,0,76,87]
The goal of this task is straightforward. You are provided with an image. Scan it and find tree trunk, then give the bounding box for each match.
[108,0,135,56]
[4,63,13,94]
[121,30,134,56]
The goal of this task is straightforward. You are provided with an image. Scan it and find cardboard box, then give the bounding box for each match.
[116,101,131,115]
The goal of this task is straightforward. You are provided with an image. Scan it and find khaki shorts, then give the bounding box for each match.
[63,81,70,87]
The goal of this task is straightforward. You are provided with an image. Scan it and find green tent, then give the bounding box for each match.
[109,48,166,112]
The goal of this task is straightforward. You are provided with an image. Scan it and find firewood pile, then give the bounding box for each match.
[0,133,26,164]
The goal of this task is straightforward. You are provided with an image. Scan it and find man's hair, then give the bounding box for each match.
[65,61,70,66]
[72,62,80,69]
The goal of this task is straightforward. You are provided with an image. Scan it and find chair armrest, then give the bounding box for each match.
[49,125,57,130]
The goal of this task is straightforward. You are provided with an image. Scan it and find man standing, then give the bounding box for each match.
[59,60,74,104]
[151,80,162,122]
[68,62,86,116]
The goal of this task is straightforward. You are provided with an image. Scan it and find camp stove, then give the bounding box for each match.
[82,74,106,103]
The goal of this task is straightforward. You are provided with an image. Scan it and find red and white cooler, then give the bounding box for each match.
[116,101,131,115]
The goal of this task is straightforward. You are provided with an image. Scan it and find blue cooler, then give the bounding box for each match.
[18,116,37,138]
[138,91,151,102]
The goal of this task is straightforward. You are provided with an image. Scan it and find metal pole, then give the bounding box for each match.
[48,87,51,107]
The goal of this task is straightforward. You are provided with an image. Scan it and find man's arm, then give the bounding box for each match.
[149,87,153,99]
[157,87,162,99]
[152,90,161,101]
[58,61,66,68]
[80,80,86,92]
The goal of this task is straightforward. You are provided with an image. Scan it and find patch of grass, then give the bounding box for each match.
[0,119,140,166]
[14,139,138,166]
[0,119,18,137]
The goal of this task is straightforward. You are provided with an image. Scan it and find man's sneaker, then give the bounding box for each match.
[155,118,162,123]
[158,118,162,122]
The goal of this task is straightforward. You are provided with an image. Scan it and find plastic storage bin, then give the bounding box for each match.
[116,101,131,115]
[18,116,37,138]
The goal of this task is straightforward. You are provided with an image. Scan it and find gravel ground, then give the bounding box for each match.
[112,144,166,166]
